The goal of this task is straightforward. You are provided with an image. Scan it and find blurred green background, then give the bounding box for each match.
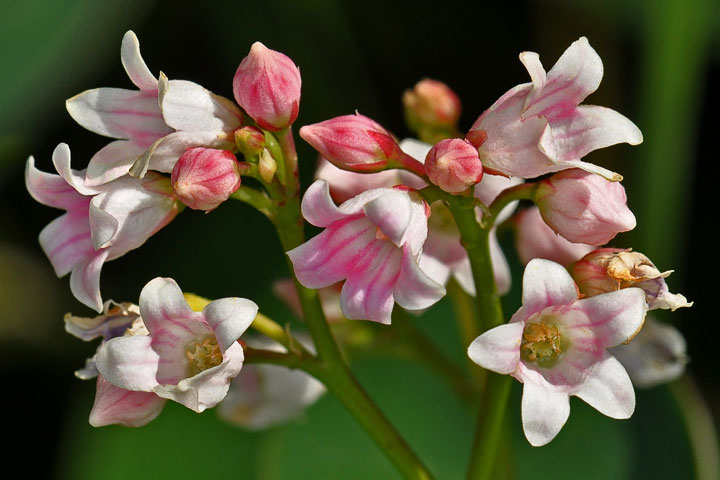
[1,0,718,478]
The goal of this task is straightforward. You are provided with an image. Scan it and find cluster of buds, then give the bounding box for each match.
[26,29,693,466]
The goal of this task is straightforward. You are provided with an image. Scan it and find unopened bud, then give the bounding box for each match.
[514,207,594,266]
[258,149,277,183]
[233,42,301,131]
[535,169,636,245]
[171,147,241,212]
[424,138,483,193]
[235,126,266,158]
[299,113,410,173]
[403,79,461,131]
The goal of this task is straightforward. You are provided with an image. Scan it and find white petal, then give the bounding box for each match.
[85,140,146,186]
[202,298,258,352]
[70,250,110,312]
[394,245,446,311]
[573,288,647,347]
[363,190,412,246]
[39,211,93,277]
[399,138,432,162]
[467,322,523,374]
[160,76,242,132]
[300,180,348,227]
[573,352,635,419]
[521,379,571,446]
[522,259,578,313]
[96,335,160,391]
[120,31,157,92]
[139,277,197,335]
[25,156,86,210]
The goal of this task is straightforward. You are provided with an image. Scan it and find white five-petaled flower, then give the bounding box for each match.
[467,37,642,181]
[287,180,445,324]
[468,259,647,446]
[96,277,258,413]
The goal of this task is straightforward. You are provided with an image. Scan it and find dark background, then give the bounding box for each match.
[1,0,718,478]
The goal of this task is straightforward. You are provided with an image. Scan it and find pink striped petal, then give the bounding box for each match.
[521,259,579,313]
[363,190,413,246]
[89,376,166,427]
[25,157,86,210]
[300,179,349,227]
[96,335,161,391]
[467,322,523,374]
[523,37,603,119]
[52,143,100,196]
[39,210,93,277]
[85,140,146,186]
[70,250,110,312]
[154,341,245,412]
[394,245,446,311]
[572,288,647,347]
[159,76,242,132]
[66,88,171,147]
[340,242,402,324]
[521,377,571,446]
[573,351,635,419]
[287,216,376,288]
[120,31,157,92]
[202,297,258,352]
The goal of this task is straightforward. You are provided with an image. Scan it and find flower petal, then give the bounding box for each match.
[39,210,93,277]
[521,379,571,446]
[300,180,349,227]
[89,375,166,427]
[96,335,161,391]
[572,287,647,347]
[340,242,402,324]
[139,277,199,334]
[159,76,242,132]
[120,31,157,92]
[70,250,110,312]
[394,245,446,311]
[522,259,579,313]
[66,88,171,147]
[25,156,86,210]
[573,351,635,419]
[467,322,523,374]
[85,140,146,186]
[287,216,376,288]
[363,190,412,246]
[202,298,258,352]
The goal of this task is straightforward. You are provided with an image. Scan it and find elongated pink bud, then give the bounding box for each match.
[300,113,421,174]
[171,147,241,212]
[535,169,635,245]
[403,78,461,132]
[233,42,301,131]
[424,138,483,193]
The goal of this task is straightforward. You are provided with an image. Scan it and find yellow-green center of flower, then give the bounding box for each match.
[521,321,564,368]
[185,336,223,376]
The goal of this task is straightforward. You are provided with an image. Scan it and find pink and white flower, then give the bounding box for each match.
[468,259,647,446]
[534,168,636,245]
[287,180,445,324]
[66,31,173,186]
[95,277,258,412]
[26,143,179,311]
[514,207,594,266]
[233,42,302,131]
[467,37,642,180]
[218,335,325,430]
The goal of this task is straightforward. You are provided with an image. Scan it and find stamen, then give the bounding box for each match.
[521,321,564,368]
[186,336,223,376]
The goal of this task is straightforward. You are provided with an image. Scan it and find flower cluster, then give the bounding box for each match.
[27,29,692,468]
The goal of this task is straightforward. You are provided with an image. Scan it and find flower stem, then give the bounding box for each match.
[487,182,537,226]
[230,185,275,217]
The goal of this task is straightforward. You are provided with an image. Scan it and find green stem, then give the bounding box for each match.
[231,185,275,217]
[275,127,298,194]
[447,279,485,388]
[487,182,537,226]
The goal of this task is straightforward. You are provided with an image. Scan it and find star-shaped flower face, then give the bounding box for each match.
[96,277,258,412]
[468,259,647,446]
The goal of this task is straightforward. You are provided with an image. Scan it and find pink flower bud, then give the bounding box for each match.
[424,139,483,193]
[233,42,301,131]
[403,79,461,130]
[171,147,242,212]
[299,113,416,173]
[514,207,594,266]
[234,126,266,158]
[535,169,635,245]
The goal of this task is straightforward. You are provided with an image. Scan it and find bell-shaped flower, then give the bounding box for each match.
[609,316,687,388]
[218,335,325,430]
[468,259,647,446]
[467,37,642,180]
[95,277,258,412]
[287,180,445,324]
[66,31,173,186]
[424,138,484,194]
[129,73,243,178]
[233,42,302,131]
[514,207,594,266]
[26,143,179,311]
[569,248,693,311]
[171,147,242,211]
[299,113,425,174]
[535,168,636,245]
